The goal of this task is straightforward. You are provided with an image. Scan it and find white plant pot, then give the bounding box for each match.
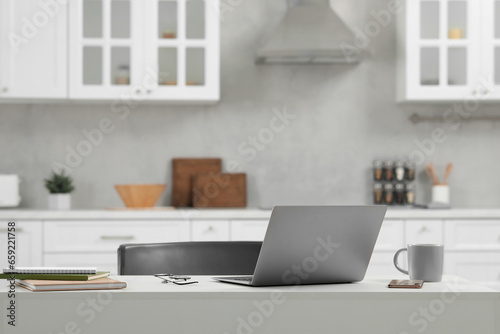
[48,194,71,210]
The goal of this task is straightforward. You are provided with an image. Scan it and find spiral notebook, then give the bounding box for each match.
[3,267,97,274]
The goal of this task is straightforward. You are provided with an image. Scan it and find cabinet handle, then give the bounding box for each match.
[0,228,23,233]
[100,235,134,240]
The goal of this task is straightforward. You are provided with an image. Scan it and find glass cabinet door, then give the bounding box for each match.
[483,0,500,97]
[70,0,142,98]
[408,0,480,99]
[144,0,219,101]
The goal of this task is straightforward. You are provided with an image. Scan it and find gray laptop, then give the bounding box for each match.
[213,205,387,287]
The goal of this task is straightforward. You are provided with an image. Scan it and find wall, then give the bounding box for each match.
[1,0,499,209]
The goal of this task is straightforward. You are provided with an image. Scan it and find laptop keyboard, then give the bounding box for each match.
[229,277,253,281]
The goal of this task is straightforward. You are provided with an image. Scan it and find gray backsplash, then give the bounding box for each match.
[1,0,499,209]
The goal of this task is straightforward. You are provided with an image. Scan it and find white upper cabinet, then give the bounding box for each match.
[0,0,68,100]
[481,0,500,99]
[397,0,500,102]
[69,0,219,102]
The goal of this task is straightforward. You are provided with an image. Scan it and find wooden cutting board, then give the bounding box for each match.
[172,158,222,207]
[192,173,247,208]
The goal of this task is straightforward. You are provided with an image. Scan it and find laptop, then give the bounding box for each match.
[213,205,387,287]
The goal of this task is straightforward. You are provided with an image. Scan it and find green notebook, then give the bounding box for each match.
[0,271,110,281]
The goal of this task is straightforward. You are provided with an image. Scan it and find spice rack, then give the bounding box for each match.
[372,159,416,206]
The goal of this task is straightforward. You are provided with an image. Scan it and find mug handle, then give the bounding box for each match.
[393,248,409,275]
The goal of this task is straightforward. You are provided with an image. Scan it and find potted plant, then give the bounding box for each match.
[44,170,75,210]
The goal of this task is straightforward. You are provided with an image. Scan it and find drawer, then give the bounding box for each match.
[374,219,404,251]
[445,220,500,250]
[191,220,230,241]
[230,220,268,241]
[405,220,443,245]
[44,220,190,252]
[44,253,119,274]
[445,252,500,285]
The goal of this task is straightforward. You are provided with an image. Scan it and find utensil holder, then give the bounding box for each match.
[432,185,450,204]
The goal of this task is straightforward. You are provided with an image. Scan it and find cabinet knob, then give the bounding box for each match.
[147,90,152,94]
[207,226,214,232]
[2,87,8,92]
[420,226,428,233]
[472,89,478,95]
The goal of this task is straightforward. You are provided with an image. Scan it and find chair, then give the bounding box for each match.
[117,241,262,275]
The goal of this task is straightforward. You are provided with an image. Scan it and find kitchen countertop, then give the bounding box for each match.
[1,207,500,220]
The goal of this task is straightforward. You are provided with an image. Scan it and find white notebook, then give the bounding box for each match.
[3,267,97,274]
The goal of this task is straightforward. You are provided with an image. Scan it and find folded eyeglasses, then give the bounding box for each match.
[154,273,198,285]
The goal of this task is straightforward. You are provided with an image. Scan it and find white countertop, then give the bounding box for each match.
[1,207,500,220]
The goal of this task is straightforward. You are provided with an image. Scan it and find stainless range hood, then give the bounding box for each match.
[256,0,360,64]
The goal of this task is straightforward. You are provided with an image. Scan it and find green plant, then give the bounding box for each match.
[44,170,75,194]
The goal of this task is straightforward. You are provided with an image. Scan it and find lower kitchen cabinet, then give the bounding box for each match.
[191,220,230,241]
[44,253,119,275]
[0,220,42,268]
[44,220,190,252]
[405,220,444,245]
[230,220,268,241]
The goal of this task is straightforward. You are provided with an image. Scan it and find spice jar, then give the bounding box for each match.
[395,183,405,205]
[395,161,405,181]
[373,160,383,181]
[405,161,416,181]
[383,161,394,181]
[384,183,394,205]
[115,65,130,85]
[405,183,416,205]
[373,183,383,204]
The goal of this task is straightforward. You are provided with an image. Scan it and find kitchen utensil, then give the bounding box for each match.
[192,173,247,208]
[115,184,166,208]
[172,158,222,207]
[425,163,440,185]
[443,163,453,184]
[0,175,21,207]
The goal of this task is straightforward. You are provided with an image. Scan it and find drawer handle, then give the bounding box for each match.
[0,228,23,233]
[100,235,134,240]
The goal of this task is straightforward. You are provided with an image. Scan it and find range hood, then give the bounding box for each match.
[256,0,361,64]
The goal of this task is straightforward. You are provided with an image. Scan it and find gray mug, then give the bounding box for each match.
[393,244,444,282]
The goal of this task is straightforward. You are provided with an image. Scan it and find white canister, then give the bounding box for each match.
[432,185,450,204]
[0,175,21,207]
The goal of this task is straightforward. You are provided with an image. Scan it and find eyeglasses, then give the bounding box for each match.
[154,273,198,285]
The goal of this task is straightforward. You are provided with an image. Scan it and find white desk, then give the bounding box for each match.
[1,276,499,334]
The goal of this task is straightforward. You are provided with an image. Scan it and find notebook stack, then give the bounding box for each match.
[2,267,126,292]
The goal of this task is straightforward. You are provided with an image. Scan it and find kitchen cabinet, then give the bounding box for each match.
[44,220,190,252]
[397,0,500,101]
[230,219,269,241]
[0,0,67,100]
[405,219,444,245]
[0,221,42,268]
[191,220,230,241]
[69,0,219,102]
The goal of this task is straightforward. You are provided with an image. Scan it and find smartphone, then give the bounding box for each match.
[388,279,424,288]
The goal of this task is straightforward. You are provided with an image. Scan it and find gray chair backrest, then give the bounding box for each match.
[118,241,262,275]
